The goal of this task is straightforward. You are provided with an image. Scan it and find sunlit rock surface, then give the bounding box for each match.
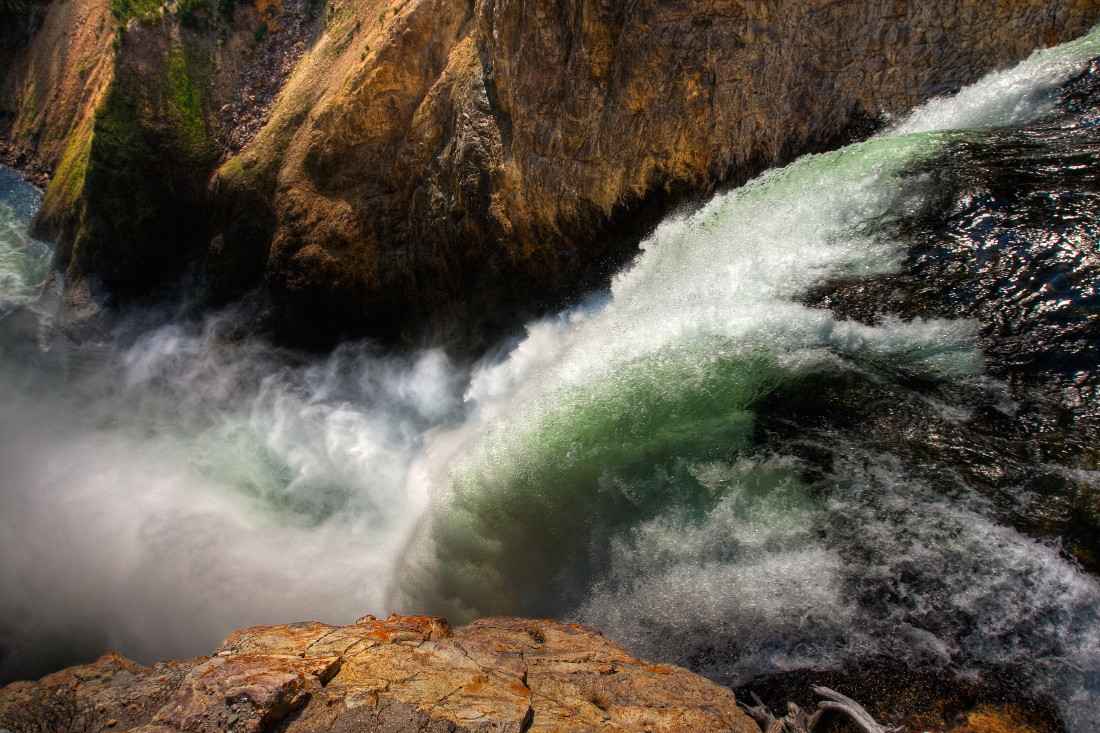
[0,615,759,732]
[3,0,1100,347]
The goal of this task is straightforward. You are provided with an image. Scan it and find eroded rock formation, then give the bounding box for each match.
[2,0,1100,347]
[0,615,760,732]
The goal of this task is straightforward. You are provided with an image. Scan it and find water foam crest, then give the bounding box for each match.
[397,129,980,621]
[892,24,1100,135]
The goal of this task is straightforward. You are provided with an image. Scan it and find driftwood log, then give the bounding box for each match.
[740,685,904,733]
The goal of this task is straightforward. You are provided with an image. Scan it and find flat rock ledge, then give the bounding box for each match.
[0,615,759,733]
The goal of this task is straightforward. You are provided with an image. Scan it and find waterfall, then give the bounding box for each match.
[3,26,1100,732]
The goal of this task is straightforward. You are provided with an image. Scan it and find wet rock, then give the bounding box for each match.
[0,140,50,188]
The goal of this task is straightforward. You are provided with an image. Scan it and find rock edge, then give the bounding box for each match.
[0,614,759,733]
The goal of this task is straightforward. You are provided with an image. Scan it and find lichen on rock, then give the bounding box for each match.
[0,615,761,733]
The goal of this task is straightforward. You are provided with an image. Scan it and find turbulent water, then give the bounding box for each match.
[5,29,1100,731]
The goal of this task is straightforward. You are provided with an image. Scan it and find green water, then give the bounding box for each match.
[396,131,979,620]
[0,168,50,306]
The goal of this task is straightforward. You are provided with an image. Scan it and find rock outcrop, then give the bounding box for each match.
[252,0,1100,349]
[3,0,1100,347]
[0,615,759,733]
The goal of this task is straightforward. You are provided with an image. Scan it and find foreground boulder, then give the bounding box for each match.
[0,615,759,732]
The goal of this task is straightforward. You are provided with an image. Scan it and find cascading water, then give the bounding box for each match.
[398,27,1100,729]
[0,169,49,302]
[3,27,1100,732]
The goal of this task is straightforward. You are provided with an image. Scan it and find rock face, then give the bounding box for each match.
[3,0,1100,346]
[0,615,759,733]
[256,0,1100,348]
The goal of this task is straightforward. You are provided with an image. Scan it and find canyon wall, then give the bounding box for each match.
[3,0,1099,347]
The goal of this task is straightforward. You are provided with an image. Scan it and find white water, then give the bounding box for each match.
[894,27,1100,134]
[0,168,49,306]
[2,26,1100,730]
[398,27,1100,728]
[0,301,463,673]
[392,132,985,620]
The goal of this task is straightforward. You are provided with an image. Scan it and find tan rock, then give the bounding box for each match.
[0,615,759,733]
[3,0,1100,346]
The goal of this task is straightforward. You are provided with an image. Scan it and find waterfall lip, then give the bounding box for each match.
[889,25,1100,137]
[6,28,1100,733]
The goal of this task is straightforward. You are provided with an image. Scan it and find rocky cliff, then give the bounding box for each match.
[0,615,761,733]
[3,0,1100,347]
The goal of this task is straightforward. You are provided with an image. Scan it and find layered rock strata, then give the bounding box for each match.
[0,615,759,733]
[3,0,1100,347]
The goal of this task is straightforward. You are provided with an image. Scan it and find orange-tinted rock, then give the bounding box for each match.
[151,654,340,733]
[946,703,1054,733]
[0,615,759,733]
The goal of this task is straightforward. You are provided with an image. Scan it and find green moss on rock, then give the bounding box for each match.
[42,128,92,269]
[47,135,90,211]
[108,0,163,36]
[165,45,211,154]
[67,33,219,294]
